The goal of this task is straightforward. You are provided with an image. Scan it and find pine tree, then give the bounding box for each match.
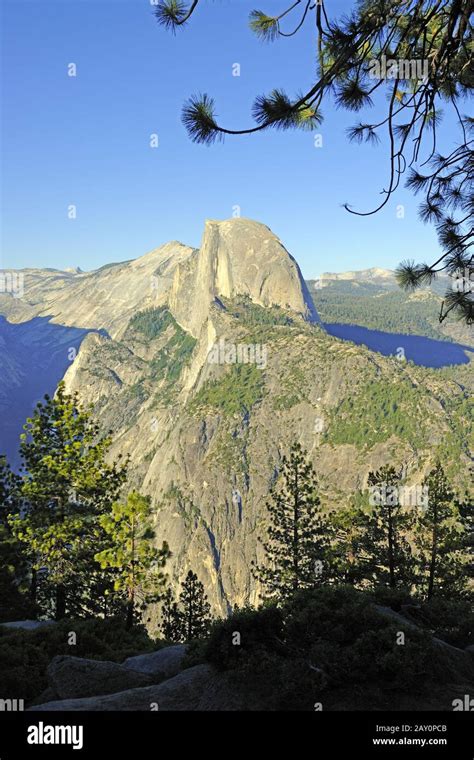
[0,456,34,621]
[95,491,170,628]
[415,463,468,600]
[177,570,211,641]
[351,466,414,590]
[458,495,474,584]
[160,588,181,641]
[253,442,331,601]
[155,0,473,324]
[10,382,128,619]
[328,499,365,587]
[159,587,182,642]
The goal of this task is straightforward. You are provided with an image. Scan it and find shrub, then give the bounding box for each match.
[128,307,175,339]
[203,605,284,671]
[371,585,415,611]
[417,597,473,649]
[0,617,163,702]
[190,364,264,416]
[200,586,447,710]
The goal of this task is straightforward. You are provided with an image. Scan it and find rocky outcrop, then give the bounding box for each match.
[0,620,56,631]
[46,656,155,699]
[30,664,247,711]
[1,218,471,618]
[1,218,320,341]
[27,604,474,711]
[0,242,193,339]
[122,645,187,680]
[59,300,472,618]
[169,218,319,337]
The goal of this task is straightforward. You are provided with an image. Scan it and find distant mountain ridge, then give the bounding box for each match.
[308,268,472,347]
[315,267,397,283]
[0,219,319,339]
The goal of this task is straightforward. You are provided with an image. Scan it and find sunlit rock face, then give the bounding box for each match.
[0,216,321,471]
[0,218,320,340]
[0,219,471,619]
[169,218,320,337]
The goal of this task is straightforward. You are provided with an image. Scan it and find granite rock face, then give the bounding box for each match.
[169,218,320,338]
[0,218,471,619]
[47,655,154,699]
[0,218,319,340]
[30,664,247,711]
[122,645,187,680]
[0,620,56,631]
[60,309,471,618]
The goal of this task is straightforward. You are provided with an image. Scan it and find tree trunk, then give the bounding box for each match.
[127,513,136,629]
[388,506,396,588]
[30,567,37,603]
[427,511,438,601]
[126,598,134,629]
[55,497,67,620]
[293,465,299,592]
[188,607,192,641]
[55,584,66,620]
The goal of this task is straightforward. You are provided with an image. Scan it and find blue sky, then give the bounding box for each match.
[0,0,463,278]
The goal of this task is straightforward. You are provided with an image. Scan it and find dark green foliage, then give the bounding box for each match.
[415,463,469,599]
[222,295,294,326]
[153,0,189,31]
[458,496,474,580]
[324,379,428,449]
[10,382,129,620]
[345,467,415,590]
[409,597,473,649]
[160,570,212,641]
[333,464,470,601]
[128,381,149,403]
[369,589,473,649]
[202,586,446,710]
[370,585,418,611]
[150,330,196,386]
[0,617,161,702]
[0,457,36,622]
[310,281,451,340]
[128,307,175,340]
[95,491,170,628]
[159,587,182,641]
[0,573,38,624]
[253,443,332,601]
[190,363,264,416]
[203,605,285,671]
[178,570,212,640]
[128,307,197,404]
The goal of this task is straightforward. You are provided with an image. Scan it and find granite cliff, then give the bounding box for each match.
[0,219,472,617]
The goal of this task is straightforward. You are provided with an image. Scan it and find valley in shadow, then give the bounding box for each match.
[0,316,100,469]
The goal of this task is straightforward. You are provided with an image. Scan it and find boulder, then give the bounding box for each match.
[373,605,420,630]
[1,620,55,631]
[47,655,154,699]
[28,687,59,707]
[30,664,246,711]
[122,644,187,681]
